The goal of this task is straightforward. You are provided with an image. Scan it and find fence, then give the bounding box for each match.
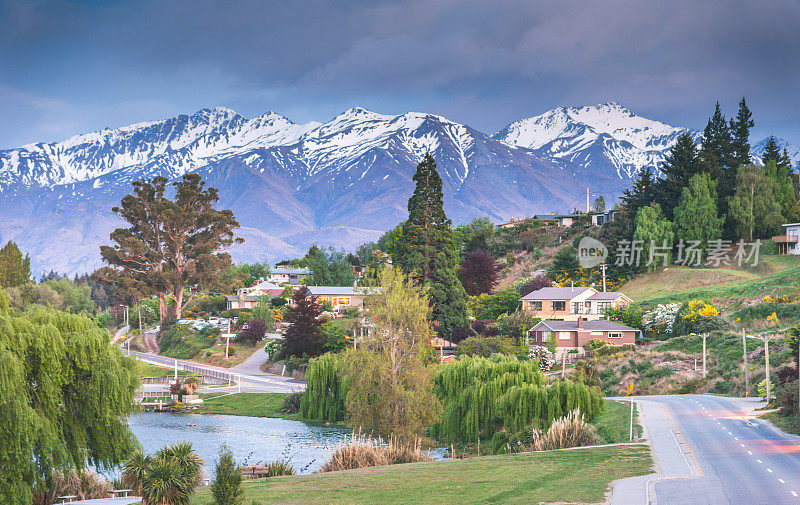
[125,349,237,386]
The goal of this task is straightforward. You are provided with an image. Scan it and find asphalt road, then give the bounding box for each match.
[127,349,305,394]
[614,395,800,505]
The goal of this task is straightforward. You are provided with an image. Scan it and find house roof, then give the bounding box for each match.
[225,295,259,302]
[271,268,311,275]
[305,286,381,296]
[532,319,638,332]
[248,281,282,291]
[586,291,631,301]
[783,223,800,227]
[521,286,594,301]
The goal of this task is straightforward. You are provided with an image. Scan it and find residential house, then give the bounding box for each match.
[773,223,800,255]
[529,317,639,357]
[269,267,311,285]
[225,280,283,310]
[226,292,260,310]
[521,286,632,321]
[290,285,379,312]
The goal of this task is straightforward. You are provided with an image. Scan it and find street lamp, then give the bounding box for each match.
[746,333,776,402]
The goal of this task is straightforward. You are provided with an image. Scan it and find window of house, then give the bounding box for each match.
[335,297,351,306]
[553,301,566,311]
[530,301,543,311]
[558,331,572,340]
[597,302,611,313]
[571,302,582,314]
[608,332,622,339]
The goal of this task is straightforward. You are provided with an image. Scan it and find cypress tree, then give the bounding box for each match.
[699,102,735,235]
[395,153,468,338]
[655,133,701,219]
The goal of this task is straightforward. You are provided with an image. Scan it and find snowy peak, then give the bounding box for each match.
[492,102,700,179]
[751,137,800,166]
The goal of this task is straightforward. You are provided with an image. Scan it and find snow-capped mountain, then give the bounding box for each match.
[751,137,800,166]
[0,106,628,274]
[492,102,702,179]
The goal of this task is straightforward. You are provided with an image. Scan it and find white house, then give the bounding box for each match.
[774,223,800,255]
[269,267,311,285]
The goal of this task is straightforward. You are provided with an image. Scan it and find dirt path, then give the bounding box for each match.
[143,329,159,353]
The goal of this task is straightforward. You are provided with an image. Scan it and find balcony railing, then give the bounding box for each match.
[772,235,799,243]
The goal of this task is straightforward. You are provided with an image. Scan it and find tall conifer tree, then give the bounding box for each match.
[761,136,782,166]
[394,153,469,338]
[0,241,31,287]
[655,133,700,219]
[729,97,754,169]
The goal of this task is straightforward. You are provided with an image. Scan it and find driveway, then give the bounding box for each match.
[612,395,800,505]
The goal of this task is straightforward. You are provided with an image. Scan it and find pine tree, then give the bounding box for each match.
[211,444,244,505]
[764,160,800,224]
[729,97,754,169]
[592,195,606,213]
[633,204,674,272]
[605,167,657,272]
[283,286,325,357]
[673,173,724,251]
[655,133,701,219]
[699,103,734,218]
[0,241,31,287]
[394,153,469,338]
[761,136,782,165]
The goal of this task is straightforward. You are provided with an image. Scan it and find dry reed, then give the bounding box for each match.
[320,432,433,472]
[530,409,602,451]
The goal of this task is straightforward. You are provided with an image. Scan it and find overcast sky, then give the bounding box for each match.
[1,0,799,149]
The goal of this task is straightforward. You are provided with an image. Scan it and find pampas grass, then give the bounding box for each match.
[320,432,432,472]
[530,409,602,451]
[33,470,111,505]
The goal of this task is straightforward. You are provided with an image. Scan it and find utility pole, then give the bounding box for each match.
[583,186,591,213]
[691,333,708,377]
[600,263,607,292]
[746,333,775,402]
[742,329,749,397]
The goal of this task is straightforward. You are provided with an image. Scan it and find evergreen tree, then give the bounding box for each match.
[592,195,606,213]
[655,133,701,219]
[699,103,734,219]
[761,136,782,165]
[764,160,800,224]
[633,204,674,272]
[779,149,793,171]
[728,164,784,240]
[211,444,244,505]
[605,167,657,272]
[729,97,754,169]
[0,241,30,287]
[673,173,724,251]
[394,154,469,338]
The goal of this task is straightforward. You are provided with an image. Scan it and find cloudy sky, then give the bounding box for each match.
[1,0,799,149]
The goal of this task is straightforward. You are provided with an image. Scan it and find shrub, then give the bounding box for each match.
[33,470,111,505]
[280,392,303,414]
[320,433,432,472]
[238,317,268,345]
[264,460,295,477]
[528,345,555,371]
[211,444,244,505]
[159,324,219,358]
[594,344,635,356]
[584,339,608,352]
[492,431,511,454]
[455,335,518,357]
[322,322,349,353]
[471,319,498,336]
[642,303,681,338]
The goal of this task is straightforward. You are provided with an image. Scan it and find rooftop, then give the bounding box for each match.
[271,267,311,275]
[533,319,638,332]
[521,286,594,300]
[586,291,630,301]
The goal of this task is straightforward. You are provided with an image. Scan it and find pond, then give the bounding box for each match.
[127,413,351,476]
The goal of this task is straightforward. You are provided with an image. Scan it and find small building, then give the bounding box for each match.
[529,317,639,357]
[773,223,800,255]
[290,285,379,313]
[226,292,260,310]
[521,286,632,321]
[269,267,311,285]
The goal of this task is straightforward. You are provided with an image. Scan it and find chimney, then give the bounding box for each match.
[577,317,584,329]
[571,281,574,291]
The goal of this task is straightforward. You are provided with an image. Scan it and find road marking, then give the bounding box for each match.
[734,437,739,440]
[791,491,797,497]
[728,431,733,435]
[780,479,786,484]
[748,451,752,455]
[662,404,704,477]
[767,468,774,473]
[740,443,745,447]
[758,459,763,463]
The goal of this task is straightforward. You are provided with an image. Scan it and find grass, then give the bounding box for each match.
[619,256,800,306]
[135,361,193,379]
[764,412,800,436]
[189,444,653,505]
[194,392,295,418]
[592,400,643,443]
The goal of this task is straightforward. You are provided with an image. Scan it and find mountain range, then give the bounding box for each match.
[0,102,796,275]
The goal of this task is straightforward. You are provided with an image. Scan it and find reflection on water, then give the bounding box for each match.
[128,413,350,475]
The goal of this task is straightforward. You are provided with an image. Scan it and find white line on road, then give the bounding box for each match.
[748,451,753,455]
[780,479,786,484]
[791,491,797,497]
[767,468,774,473]
[758,459,763,464]
[728,431,733,435]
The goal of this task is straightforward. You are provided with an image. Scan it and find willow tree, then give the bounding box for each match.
[341,267,441,436]
[0,291,138,505]
[394,153,469,338]
[100,174,241,321]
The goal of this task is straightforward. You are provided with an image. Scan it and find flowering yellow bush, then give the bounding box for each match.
[766,312,779,325]
[680,300,719,323]
[763,295,773,302]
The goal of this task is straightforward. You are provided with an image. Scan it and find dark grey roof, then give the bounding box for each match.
[532,319,638,332]
[271,268,311,275]
[586,291,630,301]
[521,286,593,300]
[225,295,259,301]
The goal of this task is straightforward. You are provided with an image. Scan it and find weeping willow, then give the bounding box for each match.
[431,355,603,443]
[299,352,348,422]
[0,292,139,505]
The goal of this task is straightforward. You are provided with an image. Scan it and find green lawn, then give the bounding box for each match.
[592,400,642,443]
[195,392,293,418]
[190,444,653,505]
[136,361,193,378]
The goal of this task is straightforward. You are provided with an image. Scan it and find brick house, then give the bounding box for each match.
[289,286,380,313]
[521,286,632,321]
[529,317,639,357]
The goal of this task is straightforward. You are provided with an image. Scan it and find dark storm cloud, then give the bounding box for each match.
[1,0,799,147]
